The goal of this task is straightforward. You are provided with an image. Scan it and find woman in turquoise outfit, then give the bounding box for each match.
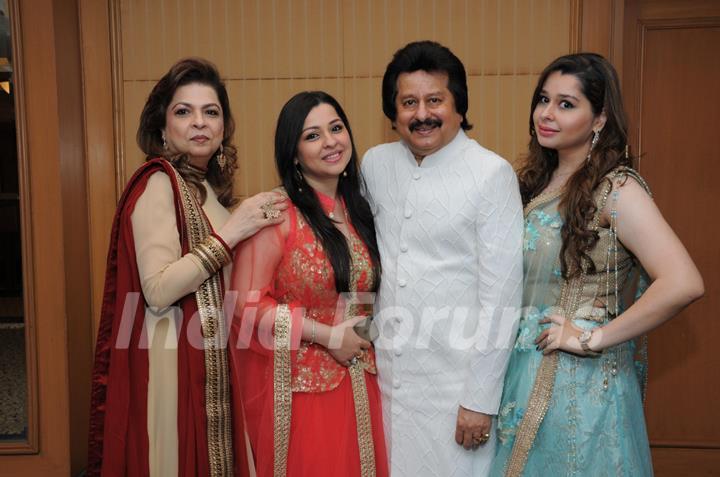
[491,53,704,477]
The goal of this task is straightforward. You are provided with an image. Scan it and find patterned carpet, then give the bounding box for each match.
[0,325,27,439]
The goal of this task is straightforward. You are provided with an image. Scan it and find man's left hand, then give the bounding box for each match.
[455,406,492,450]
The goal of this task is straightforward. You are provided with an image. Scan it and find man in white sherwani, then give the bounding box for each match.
[361,41,524,476]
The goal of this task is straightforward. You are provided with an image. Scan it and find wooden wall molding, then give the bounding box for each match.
[652,440,720,450]
[79,0,119,339]
[636,0,720,19]
[0,0,39,457]
[633,16,720,165]
[109,0,125,196]
[570,0,583,52]
[2,0,76,473]
[577,0,624,65]
[639,15,720,28]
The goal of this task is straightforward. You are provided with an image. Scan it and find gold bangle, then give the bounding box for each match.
[204,234,232,265]
[190,245,217,274]
[191,235,232,274]
[308,319,316,345]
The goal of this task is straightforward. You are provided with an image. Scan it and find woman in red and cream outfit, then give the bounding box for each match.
[88,58,285,476]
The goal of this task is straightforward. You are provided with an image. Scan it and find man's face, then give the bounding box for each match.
[393,70,463,161]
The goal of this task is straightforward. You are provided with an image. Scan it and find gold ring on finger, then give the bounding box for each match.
[261,201,280,220]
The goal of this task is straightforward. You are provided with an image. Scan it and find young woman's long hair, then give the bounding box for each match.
[275,91,381,293]
[137,57,238,207]
[518,53,634,278]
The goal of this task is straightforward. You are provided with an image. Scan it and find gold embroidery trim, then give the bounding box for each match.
[504,353,558,477]
[505,271,588,476]
[348,362,376,476]
[273,304,293,477]
[506,189,597,477]
[170,165,233,476]
[524,188,563,217]
[347,229,376,476]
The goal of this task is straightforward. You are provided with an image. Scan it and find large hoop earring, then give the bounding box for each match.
[216,144,226,171]
[586,129,600,161]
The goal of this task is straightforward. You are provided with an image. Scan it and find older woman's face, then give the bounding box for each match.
[163,82,224,168]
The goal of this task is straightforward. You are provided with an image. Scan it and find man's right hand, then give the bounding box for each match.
[455,406,492,450]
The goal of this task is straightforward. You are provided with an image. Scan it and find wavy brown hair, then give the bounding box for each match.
[137,57,238,207]
[518,53,634,278]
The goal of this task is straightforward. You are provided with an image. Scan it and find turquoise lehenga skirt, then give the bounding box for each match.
[491,334,653,476]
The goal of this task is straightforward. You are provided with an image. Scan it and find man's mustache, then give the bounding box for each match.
[409,118,442,131]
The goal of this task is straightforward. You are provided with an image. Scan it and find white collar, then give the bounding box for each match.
[400,129,468,169]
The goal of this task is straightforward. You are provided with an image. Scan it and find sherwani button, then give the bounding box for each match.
[398,278,407,287]
[404,209,412,218]
[393,379,401,389]
[400,243,409,252]
[413,172,421,180]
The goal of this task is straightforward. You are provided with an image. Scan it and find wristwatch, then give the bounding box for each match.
[578,329,602,357]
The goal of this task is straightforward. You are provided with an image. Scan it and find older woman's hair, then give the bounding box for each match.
[137,57,238,207]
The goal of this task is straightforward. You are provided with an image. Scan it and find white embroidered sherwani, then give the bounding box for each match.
[361,130,524,476]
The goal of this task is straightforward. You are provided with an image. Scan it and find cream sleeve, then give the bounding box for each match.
[131,172,211,308]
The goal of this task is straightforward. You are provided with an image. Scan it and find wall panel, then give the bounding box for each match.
[121,80,153,177]
[342,77,388,156]
[116,0,577,194]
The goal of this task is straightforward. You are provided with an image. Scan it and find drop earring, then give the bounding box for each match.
[216,144,226,171]
[586,129,600,161]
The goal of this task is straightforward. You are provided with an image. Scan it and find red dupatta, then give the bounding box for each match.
[87,159,250,476]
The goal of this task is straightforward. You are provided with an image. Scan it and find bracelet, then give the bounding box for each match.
[580,340,602,357]
[578,329,603,357]
[309,319,316,345]
[210,232,232,256]
[190,234,233,274]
